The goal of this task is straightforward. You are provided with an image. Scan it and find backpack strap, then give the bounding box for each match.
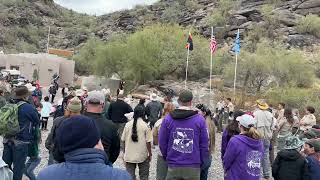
[17,101,26,107]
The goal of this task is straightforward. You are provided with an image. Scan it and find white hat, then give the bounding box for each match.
[150,93,158,101]
[25,83,36,92]
[75,89,84,97]
[237,114,256,128]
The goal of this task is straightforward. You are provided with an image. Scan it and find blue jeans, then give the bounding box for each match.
[25,156,41,180]
[201,155,212,180]
[2,141,29,180]
[48,152,56,166]
[262,139,271,178]
[156,155,168,180]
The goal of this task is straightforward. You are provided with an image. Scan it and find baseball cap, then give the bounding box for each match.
[178,90,193,103]
[306,139,320,152]
[87,90,105,104]
[237,114,256,128]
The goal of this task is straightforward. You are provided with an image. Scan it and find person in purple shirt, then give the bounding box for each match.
[223,114,263,180]
[159,90,209,180]
[221,110,245,159]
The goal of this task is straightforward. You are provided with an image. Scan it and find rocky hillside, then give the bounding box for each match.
[0,0,96,53]
[96,0,320,47]
[0,0,319,53]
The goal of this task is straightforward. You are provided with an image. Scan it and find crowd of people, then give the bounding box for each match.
[0,79,319,180]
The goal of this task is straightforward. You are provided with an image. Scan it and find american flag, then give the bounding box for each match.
[210,36,217,54]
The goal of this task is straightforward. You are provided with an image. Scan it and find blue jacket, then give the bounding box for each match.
[16,99,40,142]
[306,155,320,180]
[37,148,131,180]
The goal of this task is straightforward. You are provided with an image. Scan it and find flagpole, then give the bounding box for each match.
[233,29,240,101]
[47,26,51,53]
[209,26,213,95]
[184,20,196,89]
[185,47,190,89]
[233,53,238,100]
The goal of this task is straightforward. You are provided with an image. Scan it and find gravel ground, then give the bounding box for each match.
[0,118,224,180]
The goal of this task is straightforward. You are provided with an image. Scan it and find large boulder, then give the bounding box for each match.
[296,0,320,15]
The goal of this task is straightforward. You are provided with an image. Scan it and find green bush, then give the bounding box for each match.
[223,40,315,93]
[185,0,204,11]
[296,14,320,38]
[266,87,320,118]
[160,3,182,24]
[20,41,38,53]
[74,24,211,84]
[0,0,26,7]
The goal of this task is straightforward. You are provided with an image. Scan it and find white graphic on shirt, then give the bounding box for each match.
[172,128,194,153]
[246,151,262,176]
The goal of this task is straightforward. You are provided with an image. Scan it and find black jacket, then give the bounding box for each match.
[272,149,309,180]
[46,116,66,163]
[108,99,133,123]
[84,112,120,163]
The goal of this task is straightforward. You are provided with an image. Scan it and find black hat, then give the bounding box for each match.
[178,90,193,103]
[57,115,100,154]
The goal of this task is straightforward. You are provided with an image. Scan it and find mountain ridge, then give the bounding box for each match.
[0,0,319,53]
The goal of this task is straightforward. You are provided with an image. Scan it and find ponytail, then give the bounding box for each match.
[243,126,261,140]
[131,105,146,142]
[131,117,138,142]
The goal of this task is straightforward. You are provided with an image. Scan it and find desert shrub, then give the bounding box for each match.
[296,14,320,38]
[266,87,320,118]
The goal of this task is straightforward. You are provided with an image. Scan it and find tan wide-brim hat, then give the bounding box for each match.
[256,99,269,110]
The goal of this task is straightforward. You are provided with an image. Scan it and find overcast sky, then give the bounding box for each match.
[54,0,158,16]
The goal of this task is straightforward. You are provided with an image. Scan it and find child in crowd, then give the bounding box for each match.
[272,136,308,180]
[299,106,316,132]
[122,105,152,180]
[221,110,245,159]
[223,114,263,180]
[304,139,320,180]
[41,96,52,130]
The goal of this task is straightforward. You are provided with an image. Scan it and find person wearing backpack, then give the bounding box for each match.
[1,86,40,180]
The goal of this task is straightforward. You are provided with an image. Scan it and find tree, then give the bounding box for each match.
[74,37,103,75]
[223,39,314,94]
[89,24,211,84]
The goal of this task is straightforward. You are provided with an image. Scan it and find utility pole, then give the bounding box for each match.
[47,26,51,53]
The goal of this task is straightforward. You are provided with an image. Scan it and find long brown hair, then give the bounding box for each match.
[242,126,261,140]
[162,102,175,117]
[206,116,215,153]
[284,108,294,124]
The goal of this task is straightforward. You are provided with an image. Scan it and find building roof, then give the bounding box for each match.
[0,53,72,62]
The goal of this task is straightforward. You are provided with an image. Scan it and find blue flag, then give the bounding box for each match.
[232,29,240,54]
